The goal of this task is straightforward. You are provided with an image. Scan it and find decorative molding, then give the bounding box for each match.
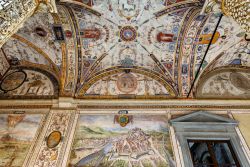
[78,105,250,110]
[23,113,47,167]
[0,105,52,109]
[56,5,78,96]
[1,99,250,110]
[200,0,221,14]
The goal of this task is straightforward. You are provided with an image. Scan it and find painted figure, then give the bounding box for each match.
[198,31,220,44]
[25,80,45,95]
[157,32,175,42]
[7,115,25,128]
[80,29,101,40]
[53,26,65,41]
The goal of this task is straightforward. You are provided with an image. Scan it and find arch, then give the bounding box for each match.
[0,65,59,99]
[176,7,204,95]
[76,66,178,97]
[154,1,203,18]
[16,61,60,82]
[12,34,60,77]
[84,52,175,85]
[194,66,250,99]
[59,0,102,16]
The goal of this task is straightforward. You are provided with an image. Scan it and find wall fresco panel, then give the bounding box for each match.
[0,114,43,167]
[68,114,176,167]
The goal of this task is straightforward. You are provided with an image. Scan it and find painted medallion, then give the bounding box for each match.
[120,26,137,42]
[117,73,138,93]
[46,131,62,148]
[230,72,250,91]
[0,71,27,92]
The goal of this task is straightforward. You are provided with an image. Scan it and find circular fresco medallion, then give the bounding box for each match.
[230,72,250,91]
[120,26,137,42]
[117,73,137,93]
[47,131,62,148]
[0,71,27,92]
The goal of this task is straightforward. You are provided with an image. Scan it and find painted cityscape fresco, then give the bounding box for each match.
[69,114,175,167]
[0,114,42,167]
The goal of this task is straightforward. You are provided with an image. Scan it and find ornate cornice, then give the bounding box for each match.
[1,99,250,110]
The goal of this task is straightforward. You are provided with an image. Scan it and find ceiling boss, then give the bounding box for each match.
[119,26,137,42]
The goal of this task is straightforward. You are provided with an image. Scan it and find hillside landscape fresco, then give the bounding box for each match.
[69,114,175,167]
[0,114,42,167]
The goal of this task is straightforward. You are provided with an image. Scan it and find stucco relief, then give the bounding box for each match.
[39,0,58,13]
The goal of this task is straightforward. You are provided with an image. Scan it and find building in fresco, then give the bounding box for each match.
[0,0,249,167]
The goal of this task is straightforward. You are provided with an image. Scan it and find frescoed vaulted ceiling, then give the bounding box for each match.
[0,0,249,99]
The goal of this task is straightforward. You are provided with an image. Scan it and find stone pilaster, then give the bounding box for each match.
[27,109,78,167]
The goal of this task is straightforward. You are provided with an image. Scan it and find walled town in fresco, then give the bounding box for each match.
[69,115,175,167]
[0,114,42,166]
